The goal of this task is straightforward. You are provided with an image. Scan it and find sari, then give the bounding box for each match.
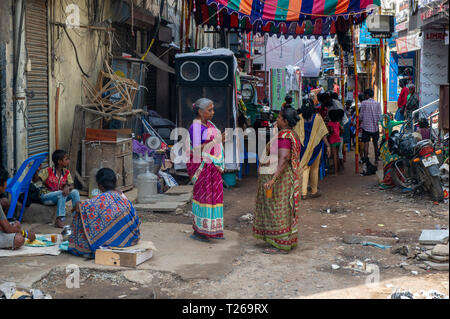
[253,129,301,251]
[187,120,225,238]
[295,114,329,169]
[68,191,141,258]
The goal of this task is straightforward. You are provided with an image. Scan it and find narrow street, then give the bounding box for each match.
[3,150,445,299]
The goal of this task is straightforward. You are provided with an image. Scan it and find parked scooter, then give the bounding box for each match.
[387,118,444,202]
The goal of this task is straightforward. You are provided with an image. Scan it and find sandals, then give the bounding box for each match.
[189,233,210,242]
[301,195,307,200]
[263,247,289,255]
[310,192,321,199]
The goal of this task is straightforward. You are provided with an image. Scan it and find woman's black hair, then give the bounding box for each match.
[280,107,300,128]
[0,167,9,186]
[300,99,315,121]
[331,92,339,100]
[52,149,67,167]
[96,168,117,191]
[285,95,293,104]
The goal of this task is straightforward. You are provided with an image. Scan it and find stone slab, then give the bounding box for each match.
[432,244,449,257]
[134,202,184,212]
[136,193,192,205]
[14,203,56,224]
[424,261,449,271]
[164,186,194,195]
[419,230,449,245]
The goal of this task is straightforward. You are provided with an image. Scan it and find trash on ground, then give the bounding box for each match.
[331,264,340,270]
[361,242,392,249]
[390,290,414,299]
[239,213,254,222]
[0,282,50,299]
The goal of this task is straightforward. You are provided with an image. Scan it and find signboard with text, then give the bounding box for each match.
[395,0,410,32]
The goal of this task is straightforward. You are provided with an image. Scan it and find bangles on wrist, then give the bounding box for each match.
[21,230,29,238]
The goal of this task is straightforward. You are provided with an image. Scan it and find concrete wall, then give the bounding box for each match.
[419,29,449,108]
[0,0,16,172]
[48,0,112,153]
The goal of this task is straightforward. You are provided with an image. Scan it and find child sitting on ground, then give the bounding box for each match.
[37,150,81,228]
[0,167,36,249]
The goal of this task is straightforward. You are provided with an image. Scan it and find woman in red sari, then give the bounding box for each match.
[187,98,225,242]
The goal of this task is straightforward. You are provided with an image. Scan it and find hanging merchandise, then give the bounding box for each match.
[192,0,380,39]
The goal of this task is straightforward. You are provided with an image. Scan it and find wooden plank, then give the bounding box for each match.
[85,128,117,142]
[69,105,85,183]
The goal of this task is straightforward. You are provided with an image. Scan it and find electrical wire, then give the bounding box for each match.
[62,25,90,77]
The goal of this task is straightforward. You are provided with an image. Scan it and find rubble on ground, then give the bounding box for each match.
[0,282,51,299]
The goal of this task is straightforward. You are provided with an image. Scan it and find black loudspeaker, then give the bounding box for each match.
[177,86,233,132]
[175,55,235,86]
[176,54,236,132]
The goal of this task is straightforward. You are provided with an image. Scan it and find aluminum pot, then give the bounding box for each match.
[61,225,73,241]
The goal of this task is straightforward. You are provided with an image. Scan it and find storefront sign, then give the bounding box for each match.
[395,0,410,32]
[420,2,449,21]
[271,69,286,111]
[419,0,436,8]
[425,31,446,41]
[389,52,416,102]
[396,31,421,54]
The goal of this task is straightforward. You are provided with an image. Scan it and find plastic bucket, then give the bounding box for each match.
[223,172,236,187]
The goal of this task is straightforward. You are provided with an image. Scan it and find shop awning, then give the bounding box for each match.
[193,0,380,38]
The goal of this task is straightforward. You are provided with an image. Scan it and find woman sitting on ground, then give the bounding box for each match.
[68,168,140,258]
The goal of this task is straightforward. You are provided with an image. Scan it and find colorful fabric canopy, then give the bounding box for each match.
[193,0,380,38]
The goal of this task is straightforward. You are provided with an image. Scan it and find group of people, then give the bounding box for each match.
[186,91,353,254]
[0,150,140,257]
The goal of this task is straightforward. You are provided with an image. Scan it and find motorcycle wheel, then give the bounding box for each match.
[391,162,409,189]
[417,165,444,202]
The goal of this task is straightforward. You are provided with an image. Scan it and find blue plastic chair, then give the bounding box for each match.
[6,152,48,221]
[238,134,259,180]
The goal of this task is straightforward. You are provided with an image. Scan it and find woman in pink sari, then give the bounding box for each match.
[187,98,225,242]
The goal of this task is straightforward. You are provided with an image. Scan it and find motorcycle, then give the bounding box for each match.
[387,118,444,202]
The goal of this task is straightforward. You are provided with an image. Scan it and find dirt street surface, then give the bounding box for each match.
[3,152,449,299]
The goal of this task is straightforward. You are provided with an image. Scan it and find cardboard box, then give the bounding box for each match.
[95,248,153,268]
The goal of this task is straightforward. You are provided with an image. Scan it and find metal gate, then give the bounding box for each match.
[25,0,49,157]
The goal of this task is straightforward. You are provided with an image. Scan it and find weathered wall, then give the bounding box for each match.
[420,30,449,108]
[48,0,112,153]
[0,0,15,171]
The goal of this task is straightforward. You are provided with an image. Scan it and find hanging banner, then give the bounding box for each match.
[396,31,421,54]
[255,36,323,77]
[271,69,286,112]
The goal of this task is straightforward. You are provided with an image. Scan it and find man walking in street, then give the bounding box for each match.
[395,79,408,121]
[359,89,382,163]
[404,84,419,132]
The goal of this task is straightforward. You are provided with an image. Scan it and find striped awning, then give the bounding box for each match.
[193,0,380,38]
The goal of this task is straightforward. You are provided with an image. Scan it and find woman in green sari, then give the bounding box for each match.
[253,108,301,254]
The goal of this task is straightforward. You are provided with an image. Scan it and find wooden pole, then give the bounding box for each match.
[180,0,185,52]
[351,24,360,174]
[380,37,388,140]
[185,0,192,50]
[379,7,389,140]
[340,45,345,107]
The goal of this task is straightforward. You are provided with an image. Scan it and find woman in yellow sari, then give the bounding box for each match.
[294,102,331,199]
[253,108,301,254]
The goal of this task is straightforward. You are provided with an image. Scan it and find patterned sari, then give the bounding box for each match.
[187,120,225,238]
[68,191,141,258]
[253,129,301,251]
